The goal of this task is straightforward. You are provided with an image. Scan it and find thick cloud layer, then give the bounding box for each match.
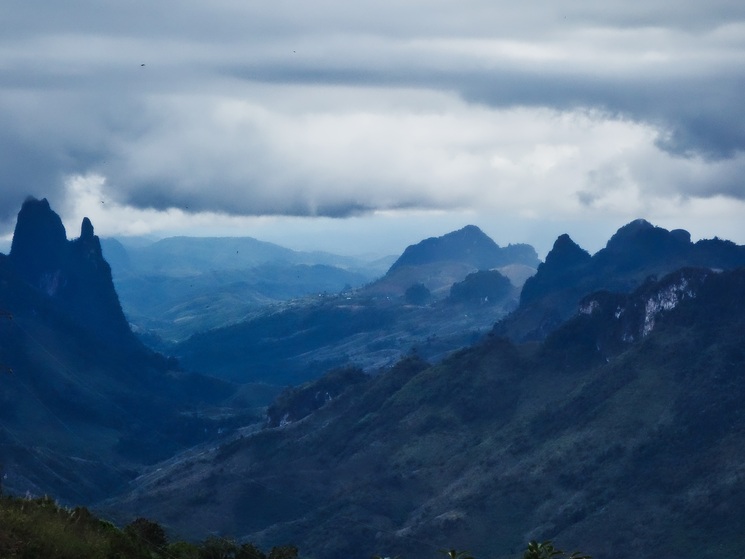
[1,0,744,245]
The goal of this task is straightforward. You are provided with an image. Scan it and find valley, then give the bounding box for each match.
[2,197,745,559]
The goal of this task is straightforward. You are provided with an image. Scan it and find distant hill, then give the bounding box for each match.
[0,198,246,503]
[495,219,745,341]
[100,236,391,342]
[369,225,538,296]
[105,266,745,559]
[389,224,538,271]
[174,226,534,387]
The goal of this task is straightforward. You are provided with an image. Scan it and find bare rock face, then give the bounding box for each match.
[499,219,745,343]
[9,197,67,293]
[8,197,137,348]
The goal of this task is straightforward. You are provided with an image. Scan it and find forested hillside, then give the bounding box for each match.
[107,267,745,559]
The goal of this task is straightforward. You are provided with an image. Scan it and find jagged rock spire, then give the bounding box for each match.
[7,197,139,349]
[81,216,94,239]
[9,197,68,286]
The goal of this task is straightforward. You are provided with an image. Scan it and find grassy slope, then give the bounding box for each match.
[0,493,303,559]
[105,269,745,559]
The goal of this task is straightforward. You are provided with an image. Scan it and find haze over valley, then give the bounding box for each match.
[2,197,745,559]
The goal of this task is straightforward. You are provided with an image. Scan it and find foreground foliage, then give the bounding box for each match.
[0,493,298,559]
[0,493,588,559]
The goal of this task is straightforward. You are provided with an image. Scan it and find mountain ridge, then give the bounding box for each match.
[0,198,245,503]
[174,226,537,386]
[388,224,539,273]
[104,265,745,559]
[497,218,745,341]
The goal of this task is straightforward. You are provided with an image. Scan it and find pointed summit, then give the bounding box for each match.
[9,197,68,287]
[81,216,94,239]
[604,218,655,252]
[598,219,692,270]
[519,233,590,306]
[6,198,139,349]
[76,216,105,262]
[603,218,693,254]
[544,233,592,270]
[388,225,538,273]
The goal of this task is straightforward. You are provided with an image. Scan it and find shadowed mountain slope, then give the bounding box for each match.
[370,225,538,297]
[0,198,244,503]
[107,266,745,559]
[496,219,745,341]
[9,199,135,349]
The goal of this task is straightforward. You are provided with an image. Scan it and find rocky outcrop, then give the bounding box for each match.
[8,197,137,349]
[577,268,710,346]
[9,197,68,293]
[497,219,745,342]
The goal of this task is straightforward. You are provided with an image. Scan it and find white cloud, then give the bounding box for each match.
[1,0,744,254]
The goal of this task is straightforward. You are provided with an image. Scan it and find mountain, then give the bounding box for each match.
[100,237,390,342]
[173,227,536,387]
[496,219,745,341]
[388,225,538,273]
[8,199,135,348]
[104,266,745,559]
[370,225,539,297]
[0,198,247,503]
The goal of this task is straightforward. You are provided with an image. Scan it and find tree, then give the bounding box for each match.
[237,542,267,559]
[267,544,299,559]
[522,540,590,559]
[199,536,239,559]
[440,549,474,559]
[124,517,168,552]
[404,283,431,305]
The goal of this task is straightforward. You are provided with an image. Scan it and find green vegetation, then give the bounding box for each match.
[0,493,298,559]
[521,541,590,559]
[404,282,432,305]
[0,493,590,559]
[447,270,513,305]
[372,542,589,559]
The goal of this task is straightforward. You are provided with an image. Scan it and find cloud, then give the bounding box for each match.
[0,0,744,244]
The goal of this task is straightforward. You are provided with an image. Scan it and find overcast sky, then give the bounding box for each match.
[2,0,744,257]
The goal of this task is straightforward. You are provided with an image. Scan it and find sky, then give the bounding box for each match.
[1,1,745,258]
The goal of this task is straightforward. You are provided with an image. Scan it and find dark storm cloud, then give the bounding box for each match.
[226,39,745,161]
[1,0,745,231]
[462,69,745,161]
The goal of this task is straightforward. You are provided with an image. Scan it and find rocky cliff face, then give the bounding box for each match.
[497,219,745,342]
[0,198,240,503]
[8,197,137,348]
[575,267,710,347]
[9,197,67,293]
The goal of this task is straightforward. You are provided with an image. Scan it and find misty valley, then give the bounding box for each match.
[3,197,745,559]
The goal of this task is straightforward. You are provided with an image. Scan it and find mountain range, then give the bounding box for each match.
[100,236,392,343]
[105,265,745,559]
[495,218,745,341]
[171,225,537,387]
[3,196,745,559]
